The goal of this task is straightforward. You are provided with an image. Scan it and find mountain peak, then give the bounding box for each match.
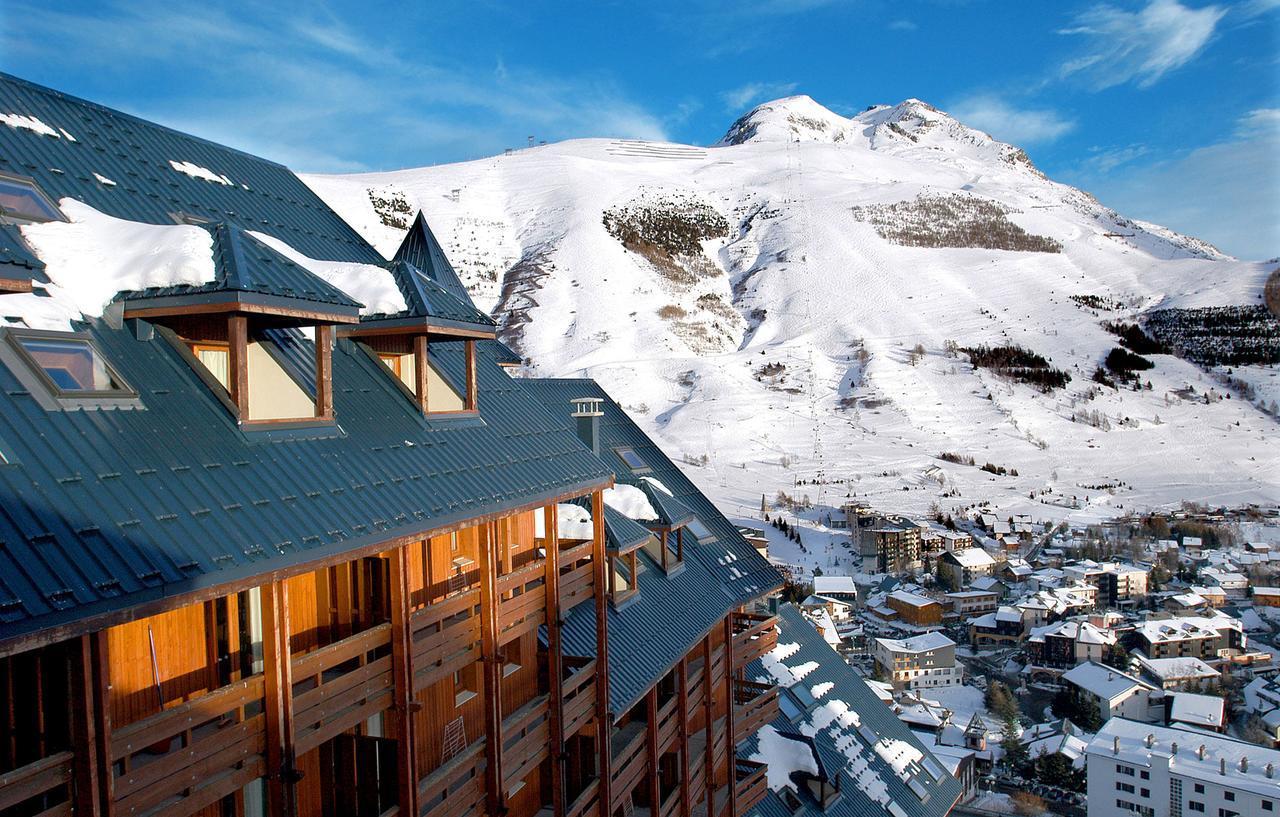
[716,95,854,146]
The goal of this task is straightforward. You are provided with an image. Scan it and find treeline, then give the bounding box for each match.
[961,344,1070,391]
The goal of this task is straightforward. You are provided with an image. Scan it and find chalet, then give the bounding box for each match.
[1199,567,1248,598]
[1165,692,1226,732]
[810,575,859,604]
[1255,587,1280,607]
[967,606,1024,650]
[0,73,786,817]
[1025,620,1117,671]
[936,548,996,590]
[1060,662,1161,723]
[944,590,998,617]
[1187,584,1227,608]
[1131,655,1221,691]
[885,590,942,627]
[1135,613,1245,664]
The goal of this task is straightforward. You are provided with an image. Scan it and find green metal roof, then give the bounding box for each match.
[0,224,44,283]
[393,212,474,305]
[370,258,496,330]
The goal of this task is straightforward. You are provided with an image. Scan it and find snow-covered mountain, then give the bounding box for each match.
[303,96,1278,530]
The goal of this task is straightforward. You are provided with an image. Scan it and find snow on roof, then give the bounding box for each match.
[1169,592,1209,607]
[169,159,232,186]
[1028,620,1116,646]
[812,575,859,594]
[749,725,819,791]
[1168,692,1225,729]
[601,483,658,522]
[1,111,61,138]
[16,199,216,331]
[1062,661,1152,700]
[1134,656,1219,682]
[888,590,937,607]
[533,503,593,541]
[1255,587,1280,596]
[1137,613,1240,644]
[877,631,955,654]
[248,231,407,316]
[947,548,996,568]
[864,678,894,703]
[946,590,997,599]
[759,640,819,686]
[1087,718,1280,798]
[638,475,673,496]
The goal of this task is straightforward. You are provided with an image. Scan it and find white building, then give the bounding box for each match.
[1062,662,1162,723]
[1085,718,1280,817]
[872,631,962,691]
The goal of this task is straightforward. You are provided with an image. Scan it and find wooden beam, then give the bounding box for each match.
[678,658,690,817]
[315,324,334,419]
[464,339,478,411]
[388,546,419,817]
[413,334,429,414]
[723,617,737,817]
[477,521,504,816]
[90,631,113,816]
[545,505,566,817]
[262,581,297,817]
[227,315,249,419]
[647,687,660,817]
[702,635,714,812]
[122,300,360,324]
[591,490,612,817]
[68,635,102,816]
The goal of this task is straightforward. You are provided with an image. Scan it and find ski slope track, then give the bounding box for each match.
[304,96,1279,530]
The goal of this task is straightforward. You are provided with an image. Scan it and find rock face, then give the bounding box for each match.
[302,96,1278,523]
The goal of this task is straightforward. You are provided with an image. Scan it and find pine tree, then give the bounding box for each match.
[1002,717,1028,772]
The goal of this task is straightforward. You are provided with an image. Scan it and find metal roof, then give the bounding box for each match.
[370,258,496,330]
[392,212,474,305]
[0,224,44,282]
[739,604,962,817]
[117,222,362,318]
[598,503,652,552]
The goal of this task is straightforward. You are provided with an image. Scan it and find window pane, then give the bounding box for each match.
[195,346,230,389]
[17,337,122,392]
[0,178,63,223]
[617,448,647,470]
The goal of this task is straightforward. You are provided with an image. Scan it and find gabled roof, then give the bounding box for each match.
[637,477,696,528]
[741,605,962,817]
[118,222,361,321]
[1062,661,1153,701]
[599,502,652,553]
[393,212,473,305]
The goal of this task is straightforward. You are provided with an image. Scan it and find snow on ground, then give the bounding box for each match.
[921,684,998,731]
[305,95,1279,543]
[970,792,1017,814]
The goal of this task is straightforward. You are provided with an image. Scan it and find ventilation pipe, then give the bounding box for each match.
[1197,745,1206,760]
[1113,737,1120,754]
[1266,762,1274,779]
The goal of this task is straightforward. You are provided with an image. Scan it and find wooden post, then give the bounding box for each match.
[464,339,478,411]
[723,617,737,817]
[591,490,612,817]
[227,315,249,419]
[315,324,334,419]
[646,687,660,817]
[545,505,566,817]
[702,635,714,812]
[678,658,690,817]
[389,546,419,816]
[478,521,505,816]
[69,635,102,816]
[89,631,113,815]
[262,580,296,817]
[414,335,429,414]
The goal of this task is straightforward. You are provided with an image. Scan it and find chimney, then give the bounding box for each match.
[1170,742,1178,756]
[1113,737,1120,754]
[1198,745,1206,760]
[1240,757,1248,773]
[1267,762,1274,779]
[1145,734,1154,749]
[571,397,604,456]
[1219,758,1226,776]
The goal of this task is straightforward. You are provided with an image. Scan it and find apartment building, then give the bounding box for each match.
[873,632,962,691]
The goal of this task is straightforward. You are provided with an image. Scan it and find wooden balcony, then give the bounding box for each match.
[107,674,267,817]
[0,751,72,817]
[734,759,768,815]
[558,559,594,613]
[658,784,681,817]
[656,694,680,751]
[685,660,705,720]
[564,778,599,817]
[410,588,482,692]
[609,720,649,809]
[562,657,598,739]
[501,695,550,791]
[685,730,706,801]
[733,681,779,744]
[731,612,778,669]
[497,559,547,644]
[417,739,486,817]
[292,624,394,756]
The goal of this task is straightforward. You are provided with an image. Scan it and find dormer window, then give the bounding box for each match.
[609,551,638,607]
[365,336,473,415]
[0,173,64,224]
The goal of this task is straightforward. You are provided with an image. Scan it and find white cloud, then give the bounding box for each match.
[887,19,918,31]
[1081,144,1151,174]
[947,95,1077,145]
[722,81,800,111]
[1074,110,1279,260]
[1059,0,1227,89]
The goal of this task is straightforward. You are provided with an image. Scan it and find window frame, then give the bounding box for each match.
[0,328,142,411]
[0,171,66,225]
[357,336,478,417]
[614,446,650,473]
[8,330,134,397]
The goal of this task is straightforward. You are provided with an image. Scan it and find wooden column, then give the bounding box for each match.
[315,324,334,419]
[646,687,660,817]
[464,339,478,410]
[478,521,505,816]
[723,617,737,817]
[413,334,430,413]
[69,635,102,816]
[545,505,566,817]
[89,631,114,816]
[262,580,297,817]
[677,658,690,817]
[227,315,249,419]
[591,490,612,817]
[389,546,419,816]
[702,635,714,812]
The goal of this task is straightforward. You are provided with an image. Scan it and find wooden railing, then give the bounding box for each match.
[731,612,778,669]
[107,674,266,817]
[0,751,73,817]
[656,694,680,751]
[417,740,486,817]
[292,624,394,756]
[733,681,779,744]
[562,658,597,739]
[564,778,599,817]
[497,559,546,644]
[686,661,705,720]
[558,560,594,612]
[659,785,681,817]
[609,721,648,809]
[410,589,482,692]
[709,718,728,786]
[501,695,550,790]
[735,759,768,814]
[685,730,706,801]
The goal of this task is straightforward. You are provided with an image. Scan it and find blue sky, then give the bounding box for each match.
[1,0,1276,259]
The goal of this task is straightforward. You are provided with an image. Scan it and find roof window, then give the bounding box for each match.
[0,173,64,224]
[615,447,649,472]
[0,329,141,410]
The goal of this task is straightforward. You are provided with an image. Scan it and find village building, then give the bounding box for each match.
[1061,662,1162,723]
[850,509,923,574]
[1135,613,1245,664]
[1199,567,1249,598]
[1254,587,1280,607]
[937,547,997,590]
[1026,620,1118,671]
[968,606,1024,649]
[944,590,999,617]
[872,632,962,692]
[0,73,790,817]
[885,589,943,626]
[1131,655,1221,691]
[1165,692,1226,732]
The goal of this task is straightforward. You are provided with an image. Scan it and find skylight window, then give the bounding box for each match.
[615,447,648,471]
[0,174,64,224]
[687,516,717,542]
[13,335,128,394]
